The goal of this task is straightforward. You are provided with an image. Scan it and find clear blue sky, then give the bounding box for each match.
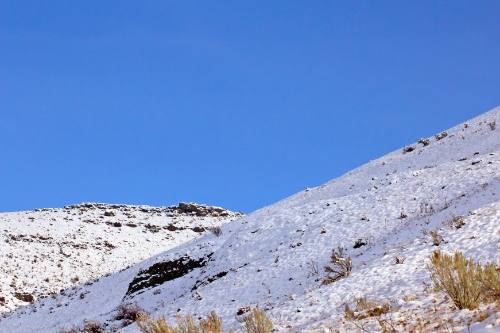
[1,1,499,213]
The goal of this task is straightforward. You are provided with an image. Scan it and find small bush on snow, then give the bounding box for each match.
[209,226,223,237]
[58,321,105,333]
[417,138,430,146]
[429,229,442,246]
[442,213,466,229]
[241,307,273,333]
[488,120,496,130]
[115,302,147,326]
[323,246,352,284]
[435,131,448,140]
[137,314,176,333]
[482,262,500,301]
[137,310,230,333]
[344,297,391,320]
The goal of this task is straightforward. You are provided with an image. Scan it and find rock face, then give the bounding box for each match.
[125,254,212,297]
[177,202,230,217]
[0,202,242,313]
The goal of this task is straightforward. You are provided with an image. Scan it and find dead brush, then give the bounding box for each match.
[323,246,352,284]
[240,307,273,333]
[58,321,105,333]
[209,226,223,237]
[137,311,229,333]
[443,213,466,229]
[429,229,442,246]
[199,311,224,333]
[136,314,177,333]
[344,297,393,332]
[348,297,391,320]
[115,302,147,327]
[482,262,500,301]
[488,120,496,130]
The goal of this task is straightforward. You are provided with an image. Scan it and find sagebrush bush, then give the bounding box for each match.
[344,297,391,320]
[209,226,223,237]
[115,302,147,326]
[482,262,500,301]
[488,120,496,130]
[137,315,177,333]
[59,321,105,333]
[417,138,430,146]
[241,307,273,333]
[323,246,352,284]
[427,250,483,309]
[199,310,224,333]
[443,213,466,229]
[429,229,442,246]
[137,311,228,333]
[435,131,448,140]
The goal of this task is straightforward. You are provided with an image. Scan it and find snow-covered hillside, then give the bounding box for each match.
[1,107,499,333]
[0,203,242,313]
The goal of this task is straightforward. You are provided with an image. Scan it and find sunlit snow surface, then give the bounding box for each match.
[1,107,499,332]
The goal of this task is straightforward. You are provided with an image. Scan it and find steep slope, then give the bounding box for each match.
[0,203,242,313]
[1,106,498,332]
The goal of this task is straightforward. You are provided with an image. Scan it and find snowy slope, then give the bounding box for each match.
[0,203,242,313]
[1,107,499,333]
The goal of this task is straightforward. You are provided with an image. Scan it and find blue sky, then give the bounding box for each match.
[1,1,499,213]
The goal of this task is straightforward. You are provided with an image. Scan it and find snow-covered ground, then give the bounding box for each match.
[1,107,499,332]
[0,203,242,313]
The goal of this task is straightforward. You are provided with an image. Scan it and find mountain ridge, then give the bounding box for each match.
[1,106,499,332]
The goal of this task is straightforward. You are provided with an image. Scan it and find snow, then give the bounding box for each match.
[0,107,499,332]
[0,203,242,313]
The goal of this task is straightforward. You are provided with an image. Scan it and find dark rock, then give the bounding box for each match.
[125,254,212,297]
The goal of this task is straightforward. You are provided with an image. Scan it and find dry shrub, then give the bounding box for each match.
[137,311,226,333]
[427,250,483,309]
[323,246,352,284]
[443,213,466,229]
[482,262,500,301]
[58,321,105,333]
[199,311,224,333]
[137,314,177,333]
[241,307,273,333]
[429,230,442,246]
[115,302,147,326]
[435,131,448,140]
[344,297,391,321]
[488,120,496,130]
[417,138,430,146]
[209,226,223,237]
[175,314,200,333]
[82,321,105,333]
